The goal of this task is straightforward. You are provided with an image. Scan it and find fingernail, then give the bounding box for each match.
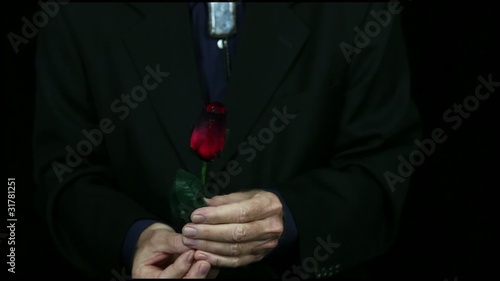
[197,253,208,260]
[183,226,197,238]
[186,250,194,261]
[199,262,210,275]
[183,238,197,247]
[191,214,205,223]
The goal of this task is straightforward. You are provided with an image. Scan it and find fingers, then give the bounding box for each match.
[133,229,190,273]
[140,252,172,267]
[183,236,279,256]
[159,231,191,254]
[204,192,255,206]
[158,250,194,278]
[192,192,281,224]
[194,250,264,268]
[157,250,213,279]
[183,261,212,279]
[179,191,283,270]
[182,219,282,243]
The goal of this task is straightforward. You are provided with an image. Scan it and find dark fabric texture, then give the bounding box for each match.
[32,3,421,279]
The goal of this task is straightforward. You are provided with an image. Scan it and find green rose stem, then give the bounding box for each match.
[201,161,207,185]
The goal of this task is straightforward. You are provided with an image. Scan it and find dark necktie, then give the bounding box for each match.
[190,2,243,103]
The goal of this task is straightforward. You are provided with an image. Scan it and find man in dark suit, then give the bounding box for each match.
[33,2,421,279]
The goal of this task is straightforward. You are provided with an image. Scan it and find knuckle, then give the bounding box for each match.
[237,206,249,223]
[253,254,265,263]
[232,225,247,242]
[260,240,278,252]
[213,256,222,267]
[273,206,282,216]
[229,243,241,256]
[271,200,282,214]
[230,257,241,268]
[267,239,279,250]
[274,220,284,235]
[263,191,280,208]
[267,218,284,237]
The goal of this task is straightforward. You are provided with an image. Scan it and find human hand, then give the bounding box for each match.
[132,223,219,278]
[181,190,284,267]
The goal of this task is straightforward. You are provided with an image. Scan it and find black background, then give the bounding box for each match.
[3,2,498,280]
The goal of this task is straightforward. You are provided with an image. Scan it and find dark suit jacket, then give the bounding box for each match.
[33,2,421,279]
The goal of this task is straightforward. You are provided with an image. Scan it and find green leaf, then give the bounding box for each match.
[170,168,208,224]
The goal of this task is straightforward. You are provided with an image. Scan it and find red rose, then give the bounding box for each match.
[190,102,227,162]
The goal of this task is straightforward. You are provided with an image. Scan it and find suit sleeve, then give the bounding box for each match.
[32,10,159,277]
[278,7,422,278]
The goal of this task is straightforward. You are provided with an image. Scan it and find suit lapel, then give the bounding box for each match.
[211,3,310,174]
[122,3,203,174]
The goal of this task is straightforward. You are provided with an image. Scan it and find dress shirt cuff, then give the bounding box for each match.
[122,219,158,273]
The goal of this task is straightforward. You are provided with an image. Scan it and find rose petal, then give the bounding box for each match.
[190,103,227,162]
